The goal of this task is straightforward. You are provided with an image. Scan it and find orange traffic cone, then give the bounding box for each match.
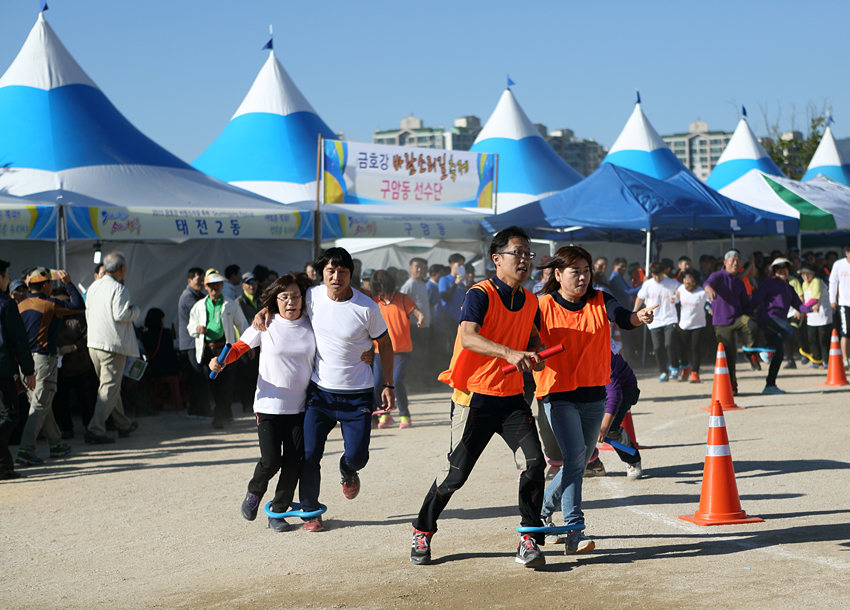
[702,343,743,412]
[680,400,763,526]
[823,329,849,387]
[601,411,652,451]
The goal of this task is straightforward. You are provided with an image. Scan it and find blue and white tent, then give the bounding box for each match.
[193,46,336,203]
[705,114,783,192]
[470,88,582,214]
[802,124,850,185]
[602,96,685,180]
[0,13,309,242]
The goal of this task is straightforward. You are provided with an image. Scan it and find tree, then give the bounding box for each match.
[759,102,829,180]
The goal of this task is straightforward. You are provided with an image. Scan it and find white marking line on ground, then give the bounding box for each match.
[599,478,850,570]
[646,413,705,435]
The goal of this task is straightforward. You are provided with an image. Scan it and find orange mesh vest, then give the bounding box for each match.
[437,279,538,397]
[534,290,611,398]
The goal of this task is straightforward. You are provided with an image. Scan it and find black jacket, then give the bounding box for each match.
[0,292,35,378]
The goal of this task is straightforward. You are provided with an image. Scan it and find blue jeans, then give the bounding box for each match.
[373,352,411,417]
[541,398,606,526]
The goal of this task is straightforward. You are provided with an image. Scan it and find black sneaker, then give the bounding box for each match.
[241,491,262,521]
[85,431,115,444]
[516,534,545,567]
[118,421,138,438]
[15,450,44,466]
[267,517,290,532]
[410,529,433,565]
[49,443,72,458]
[0,469,22,481]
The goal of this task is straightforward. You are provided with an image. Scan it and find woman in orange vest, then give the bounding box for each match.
[534,246,656,555]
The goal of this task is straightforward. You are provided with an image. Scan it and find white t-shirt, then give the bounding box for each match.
[637,277,680,328]
[240,315,316,415]
[804,277,833,327]
[677,285,708,330]
[307,285,388,392]
[828,258,850,307]
[400,278,430,327]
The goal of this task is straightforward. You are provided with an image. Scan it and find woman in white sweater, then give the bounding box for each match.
[209,273,315,532]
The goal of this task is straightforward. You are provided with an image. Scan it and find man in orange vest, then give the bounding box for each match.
[410,226,549,568]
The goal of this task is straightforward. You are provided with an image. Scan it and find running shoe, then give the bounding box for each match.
[657,372,669,382]
[410,529,433,565]
[341,472,360,499]
[584,457,606,477]
[783,359,797,369]
[564,530,595,555]
[303,516,324,532]
[626,461,643,480]
[799,348,822,365]
[15,450,43,466]
[49,443,72,458]
[679,365,691,382]
[377,414,394,429]
[241,491,262,521]
[544,461,561,482]
[399,416,412,429]
[762,385,786,395]
[268,517,290,532]
[748,353,762,370]
[516,534,545,567]
[689,371,701,383]
[544,514,566,545]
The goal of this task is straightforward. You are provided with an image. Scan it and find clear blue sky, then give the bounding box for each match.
[2,1,848,163]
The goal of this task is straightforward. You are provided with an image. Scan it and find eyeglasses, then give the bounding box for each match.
[277,293,302,302]
[498,250,536,261]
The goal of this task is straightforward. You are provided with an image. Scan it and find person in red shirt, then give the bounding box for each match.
[370,270,425,429]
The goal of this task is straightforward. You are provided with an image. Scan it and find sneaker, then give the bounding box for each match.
[49,443,72,458]
[783,359,797,369]
[516,534,546,568]
[211,419,226,429]
[341,472,360,499]
[118,421,138,438]
[679,365,691,382]
[544,461,561,482]
[669,366,679,378]
[241,491,262,521]
[399,416,412,429]
[689,371,701,383]
[186,411,213,420]
[800,356,809,365]
[763,385,786,395]
[564,530,595,555]
[15,450,43,466]
[626,461,643,480]
[84,431,115,444]
[543,514,565,545]
[807,363,822,369]
[267,517,290,532]
[657,372,669,382]
[0,470,22,481]
[377,414,394,429]
[747,353,762,370]
[410,529,433,565]
[584,457,606,477]
[303,516,324,532]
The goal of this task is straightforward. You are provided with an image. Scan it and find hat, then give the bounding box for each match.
[9,279,26,292]
[241,271,256,283]
[771,257,791,268]
[26,267,51,284]
[724,249,741,261]
[361,268,374,280]
[799,264,817,275]
[204,268,225,284]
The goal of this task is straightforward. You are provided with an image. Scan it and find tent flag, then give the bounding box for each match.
[41,1,48,12]
[602,97,686,180]
[802,125,850,185]
[470,88,582,213]
[706,115,783,191]
[742,105,747,118]
[262,24,273,50]
[507,75,515,88]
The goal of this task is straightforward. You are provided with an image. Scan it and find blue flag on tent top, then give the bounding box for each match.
[40,0,48,11]
[507,75,515,88]
[636,90,640,104]
[742,105,747,118]
[262,36,273,51]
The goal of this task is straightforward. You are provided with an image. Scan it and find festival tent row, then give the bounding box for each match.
[0,13,314,320]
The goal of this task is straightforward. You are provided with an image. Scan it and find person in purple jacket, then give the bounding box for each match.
[585,339,643,480]
[703,250,760,395]
[745,258,813,394]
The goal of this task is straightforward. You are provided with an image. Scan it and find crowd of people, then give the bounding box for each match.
[1,234,848,568]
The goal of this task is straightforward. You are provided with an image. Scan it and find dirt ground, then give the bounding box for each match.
[2,359,849,610]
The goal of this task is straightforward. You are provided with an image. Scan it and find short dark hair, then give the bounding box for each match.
[699,254,713,263]
[428,264,443,277]
[314,247,354,275]
[144,308,165,330]
[260,272,312,315]
[448,252,466,265]
[649,262,664,276]
[613,257,627,266]
[678,256,691,263]
[304,261,315,272]
[187,267,204,280]
[224,265,240,279]
[682,268,700,283]
[370,270,397,297]
[252,265,270,284]
[409,257,427,267]
[489,226,530,258]
[844,242,850,253]
[0,259,9,277]
[94,263,104,274]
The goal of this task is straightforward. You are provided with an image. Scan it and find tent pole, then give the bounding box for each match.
[492,154,499,214]
[642,230,651,367]
[797,232,802,252]
[731,234,735,250]
[314,134,323,260]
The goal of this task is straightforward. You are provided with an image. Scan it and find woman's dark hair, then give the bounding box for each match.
[649,262,664,276]
[538,245,594,295]
[489,226,530,257]
[314,247,354,275]
[145,308,165,331]
[371,270,397,297]
[682,268,701,284]
[260,272,312,314]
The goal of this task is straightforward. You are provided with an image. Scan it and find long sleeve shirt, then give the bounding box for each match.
[0,292,34,377]
[745,276,810,324]
[19,283,85,355]
[704,269,749,326]
[605,351,638,416]
[829,258,850,307]
[608,271,640,308]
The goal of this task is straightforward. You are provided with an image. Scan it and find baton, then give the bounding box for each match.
[603,436,637,455]
[209,343,232,379]
[501,344,565,374]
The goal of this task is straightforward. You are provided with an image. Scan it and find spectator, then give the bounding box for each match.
[235,272,260,413]
[400,258,431,391]
[222,265,241,303]
[9,279,28,304]
[188,269,249,429]
[140,308,181,380]
[828,242,850,369]
[675,256,692,282]
[698,255,715,283]
[438,253,467,353]
[799,264,832,368]
[635,262,683,382]
[178,268,210,418]
[51,291,94,439]
[608,258,640,308]
[15,268,83,465]
[593,257,610,291]
[253,265,271,294]
[0,259,35,480]
[85,252,140,444]
[304,261,318,284]
[426,264,444,379]
[677,269,709,383]
[267,270,279,285]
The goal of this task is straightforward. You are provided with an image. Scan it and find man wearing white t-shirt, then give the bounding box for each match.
[828,243,850,367]
[257,248,394,532]
[676,269,709,383]
[636,262,683,382]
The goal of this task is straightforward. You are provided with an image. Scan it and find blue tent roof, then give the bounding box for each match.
[482,164,798,242]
